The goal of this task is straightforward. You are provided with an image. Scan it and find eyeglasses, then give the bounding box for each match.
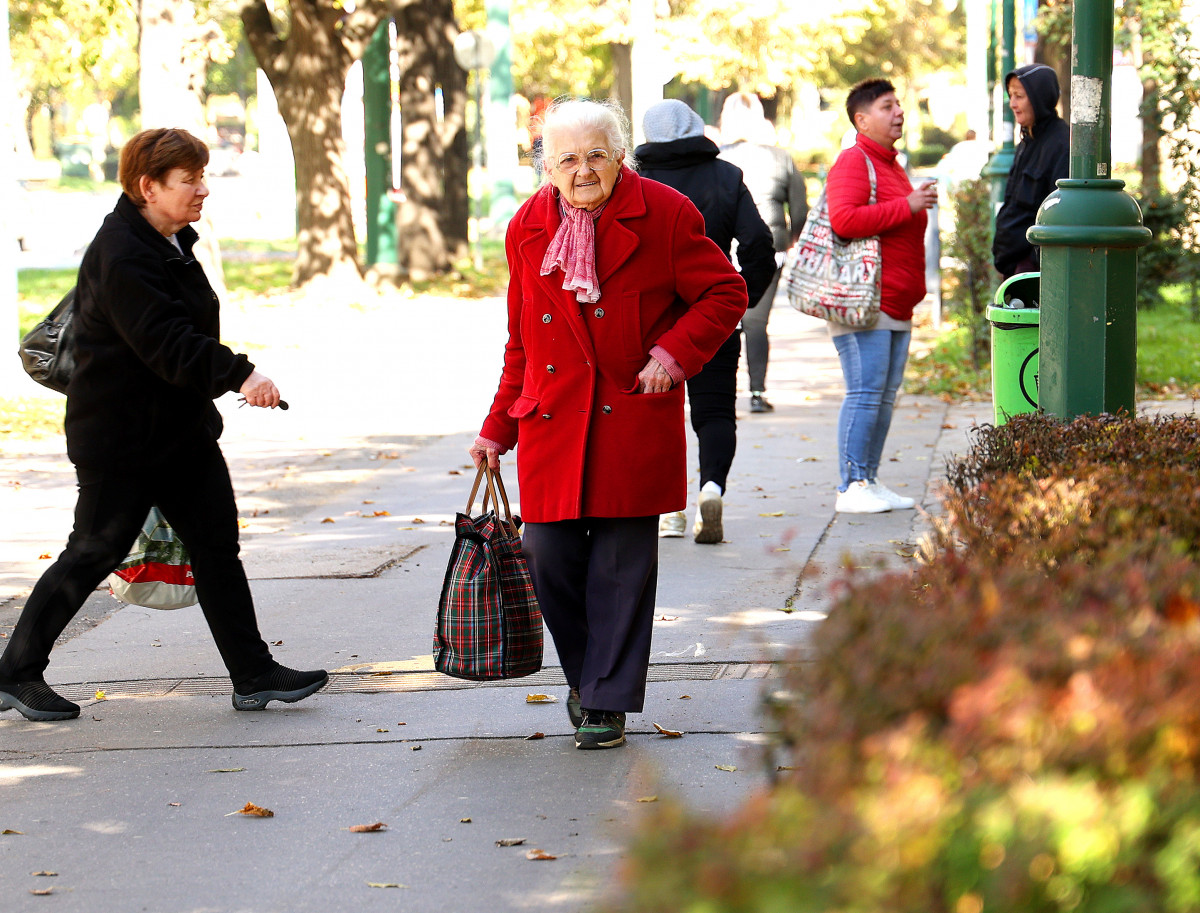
[553,149,615,174]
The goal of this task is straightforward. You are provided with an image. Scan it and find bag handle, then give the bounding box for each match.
[465,464,520,539]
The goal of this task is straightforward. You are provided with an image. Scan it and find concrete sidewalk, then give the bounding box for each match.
[1,295,988,912]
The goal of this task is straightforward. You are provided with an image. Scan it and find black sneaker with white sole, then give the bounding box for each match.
[567,687,583,729]
[0,679,81,721]
[232,664,329,711]
[574,709,627,749]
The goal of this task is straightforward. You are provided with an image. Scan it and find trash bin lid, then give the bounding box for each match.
[986,304,1041,326]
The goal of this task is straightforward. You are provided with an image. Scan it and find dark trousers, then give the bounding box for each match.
[0,438,272,687]
[522,516,659,713]
[686,329,741,493]
[741,267,782,393]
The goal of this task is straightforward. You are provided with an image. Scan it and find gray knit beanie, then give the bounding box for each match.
[642,99,706,143]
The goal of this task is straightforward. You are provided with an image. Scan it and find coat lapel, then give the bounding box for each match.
[595,168,645,286]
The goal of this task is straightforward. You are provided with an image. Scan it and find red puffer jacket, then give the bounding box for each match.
[825,134,928,321]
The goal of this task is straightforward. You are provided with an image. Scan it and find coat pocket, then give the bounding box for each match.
[507,393,539,419]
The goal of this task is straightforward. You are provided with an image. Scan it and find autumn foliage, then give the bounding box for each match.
[617,411,1200,913]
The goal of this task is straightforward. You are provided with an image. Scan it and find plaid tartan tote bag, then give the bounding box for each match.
[433,464,543,681]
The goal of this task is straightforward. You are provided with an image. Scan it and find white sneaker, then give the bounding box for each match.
[693,491,724,544]
[835,480,892,514]
[659,511,686,538]
[868,480,916,510]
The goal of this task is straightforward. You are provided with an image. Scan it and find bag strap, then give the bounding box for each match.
[858,147,878,204]
[465,464,520,539]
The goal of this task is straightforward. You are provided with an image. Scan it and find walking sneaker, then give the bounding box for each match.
[567,687,583,729]
[749,393,774,413]
[658,511,686,538]
[869,480,916,510]
[693,490,724,544]
[574,710,627,749]
[835,480,892,514]
[232,664,329,711]
[0,679,81,721]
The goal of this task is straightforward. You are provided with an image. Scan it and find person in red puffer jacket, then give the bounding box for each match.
[824,77,937,515]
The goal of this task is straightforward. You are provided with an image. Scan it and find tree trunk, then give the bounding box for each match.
[241,0,386,288]
[393,0,451,279]
[610,42,632,118]
[434,4,469,260]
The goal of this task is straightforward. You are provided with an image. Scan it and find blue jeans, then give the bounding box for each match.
[832,328,911,491]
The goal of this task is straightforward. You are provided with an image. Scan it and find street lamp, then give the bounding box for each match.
[453,30,496,273]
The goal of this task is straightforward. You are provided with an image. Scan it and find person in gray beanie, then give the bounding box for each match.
[636,99,775,545]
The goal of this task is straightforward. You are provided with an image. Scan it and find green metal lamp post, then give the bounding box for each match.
[1027,0,1151,419]
[983,0,1016,220]
[363,20,398,271]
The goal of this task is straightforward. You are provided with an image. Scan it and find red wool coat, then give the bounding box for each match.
[480,168,748,522]
[826,134,928,321]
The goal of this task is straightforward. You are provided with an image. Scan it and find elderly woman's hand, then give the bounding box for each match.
[636,356,674,394]
[469,437,502,470]
[239,370,282,408]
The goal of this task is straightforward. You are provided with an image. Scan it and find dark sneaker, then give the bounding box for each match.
[574,709,627,749]
[750,394,774,413]
[0,680,81,721]
[232,664,329,711]
[567,687,583,729]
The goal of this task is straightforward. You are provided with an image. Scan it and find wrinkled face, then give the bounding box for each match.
[543,124,623,211]
[142,167,209,235]
[1008,77,1035,129]
[854,92,905,149]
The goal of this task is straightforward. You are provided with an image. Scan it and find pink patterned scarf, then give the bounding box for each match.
[540,195,606,304]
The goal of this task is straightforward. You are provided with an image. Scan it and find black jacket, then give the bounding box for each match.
[992,63,1071,278]
[66,194,254,467]
[635,135,776,306]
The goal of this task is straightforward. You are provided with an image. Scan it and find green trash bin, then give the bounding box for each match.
[987,272,1040,425]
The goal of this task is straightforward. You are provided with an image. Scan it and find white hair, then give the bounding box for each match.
[719,92,773,144]
[538,97,638,173]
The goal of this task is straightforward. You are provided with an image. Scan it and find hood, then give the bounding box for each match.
[1006,63,1062,129]
[633,134,720,169]
[642,99,706,143]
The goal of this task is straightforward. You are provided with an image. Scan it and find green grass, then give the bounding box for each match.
[0,396,65,440]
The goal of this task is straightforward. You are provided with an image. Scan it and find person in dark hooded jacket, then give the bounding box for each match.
[636,99,774,545]
[993,63,1071,279]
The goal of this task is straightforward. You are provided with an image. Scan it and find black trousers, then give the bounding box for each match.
[521,516,659,713]
[686,329,742,493]
[0,438,272,687]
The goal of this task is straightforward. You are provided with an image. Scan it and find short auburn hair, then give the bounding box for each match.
[119,128,209,206]
[845,78,897,127]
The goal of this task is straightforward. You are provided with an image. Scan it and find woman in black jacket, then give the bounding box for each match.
[636,99,775,544]
[993,64,1070,279]
[0,128,327,722]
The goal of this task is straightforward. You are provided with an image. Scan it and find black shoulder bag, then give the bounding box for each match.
[18,287,77,394]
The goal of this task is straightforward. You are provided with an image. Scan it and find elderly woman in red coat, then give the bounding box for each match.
[469,98,747,750]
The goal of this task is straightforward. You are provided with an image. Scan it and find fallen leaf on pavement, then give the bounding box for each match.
[460,818,472,824]
[525,694,557,704]
[237,518,249,529]
[715,765,738,772]
[371,510,390,517]
[495,837,526,847]
[371,670,395,676]
[227,802,274,817]
[526,849,557,861]
[657,615,680,621]
[208,768,245,774]
[411,517,426,523]
[168,802,181,807]
[367,882,407,889]
[30,888,54,896]
[653,723,683,738]
[362,500,375,505]
[94,690,106,701]
[777,765,798,771]
[349,822,387,833]
[679,695,691,699]
[411,744,422,751]
[636,796,659,803]
[321,517,335,524]
[2,829,24,835]
[524,732,545,740]
[759,511,785,517]
[38,553,51,560]
[31,871,57,876]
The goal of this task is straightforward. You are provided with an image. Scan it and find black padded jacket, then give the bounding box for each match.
[635,135,776,307]
[992,63,1071,278]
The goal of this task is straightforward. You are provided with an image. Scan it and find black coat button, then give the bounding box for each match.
[542,314,552,323]
[602,405,612,414]
[541,413,551,419]
[546,365,555,373]
[593,308,605,318]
